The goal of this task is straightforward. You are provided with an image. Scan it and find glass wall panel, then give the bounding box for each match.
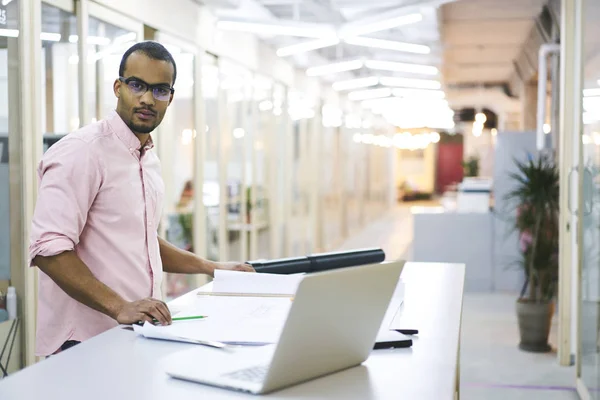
[251,75,272,259]
[158,44,196,300]
[41,3,77,141]
[0,0,19,281]
[88,16,137,123]
[580,0,600,393]
[202,55,220,261]
[219,59,252,262]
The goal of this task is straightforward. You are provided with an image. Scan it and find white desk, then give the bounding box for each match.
[0,262,465,399]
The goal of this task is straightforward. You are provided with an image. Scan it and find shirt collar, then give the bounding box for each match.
[107,110,155,153]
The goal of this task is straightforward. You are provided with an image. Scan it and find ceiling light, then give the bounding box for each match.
[380,76,441,90]
[475,112,487,123]
[233,128,246,139]
[332,76,379,91]
[277,37,339,57]
[392,88,445,99]
[584,88,600,97]
[348,87,392,101]
[306,60,363,77]
[340,13,422,37]
[543,123,551,134]
[40,32,61,42]
[344,36,430,54]
[113,32,137,45]
[366,60,438,75]
[217,19,334,39]
[69,35,111,46]
[0,29,18,38]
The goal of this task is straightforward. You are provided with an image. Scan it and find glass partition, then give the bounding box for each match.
[203,55,220,261]
[219,59,252,262]
[157,42,196,300]
[0,0,19,281]
[41,3,77,140]
[88,17,137,123]
[580,0,600,394]
[251,75,273,259]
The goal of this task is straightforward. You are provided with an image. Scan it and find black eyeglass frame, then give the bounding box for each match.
[118,76,175,101]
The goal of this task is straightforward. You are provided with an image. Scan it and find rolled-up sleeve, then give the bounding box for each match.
[29,137,103,266]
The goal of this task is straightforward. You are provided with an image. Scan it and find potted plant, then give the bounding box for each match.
[462,155,480,177]
[505,155,559,352]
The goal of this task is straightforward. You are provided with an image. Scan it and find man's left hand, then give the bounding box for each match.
[209,261,255,277]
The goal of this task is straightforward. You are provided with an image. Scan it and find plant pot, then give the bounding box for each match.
[516,299,553,353]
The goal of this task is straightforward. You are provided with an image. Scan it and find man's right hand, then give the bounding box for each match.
[115,298,172,326]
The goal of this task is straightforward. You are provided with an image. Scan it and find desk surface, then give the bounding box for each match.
[0,262,465,400]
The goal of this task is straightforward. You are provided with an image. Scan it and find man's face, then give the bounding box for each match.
[114,52,174,135]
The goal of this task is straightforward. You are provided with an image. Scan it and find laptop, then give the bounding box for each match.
[165,260,405,395]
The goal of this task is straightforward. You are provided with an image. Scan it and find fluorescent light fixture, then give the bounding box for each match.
[543,123,551,134]
[233,128,246,139]
[365,60,438,75]
[340,13,423,37]
[306,60,363,77]
[113,32,136,45]
[392,88,445,99]
[69,35,112,46]
[40,32,61,42]
[584,88,600,97]
[380,76,440,90]
[348,87,392,101]
[344,36,430,54]
[2,0,13,5]
[217,19,334,39]
[332,76,379,91]
[0,29,18,38]
[277,37,339,57]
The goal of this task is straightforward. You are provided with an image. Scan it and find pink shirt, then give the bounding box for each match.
[29,110,164,356]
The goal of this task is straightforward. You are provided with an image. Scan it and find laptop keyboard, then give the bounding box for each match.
[224,365,268,383]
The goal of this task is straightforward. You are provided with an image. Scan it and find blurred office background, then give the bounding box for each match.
[1,0,599,398]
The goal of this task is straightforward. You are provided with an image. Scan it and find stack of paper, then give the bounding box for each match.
[198,270,304,297]
[134,296,293,346]
[135,271,303,346]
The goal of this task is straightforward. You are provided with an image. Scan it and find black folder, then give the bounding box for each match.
[246,248,386,274]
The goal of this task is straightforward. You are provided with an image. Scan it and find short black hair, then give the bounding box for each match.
[119,41,177,85]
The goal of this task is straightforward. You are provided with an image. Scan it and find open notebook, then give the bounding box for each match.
[196,270,304,297]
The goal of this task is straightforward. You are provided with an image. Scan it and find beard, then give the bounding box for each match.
[127,121,157,134]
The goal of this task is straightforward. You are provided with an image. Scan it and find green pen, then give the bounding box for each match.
[142,315,208,325]
[171,315,208,322]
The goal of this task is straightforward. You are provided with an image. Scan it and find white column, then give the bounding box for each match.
[11,0,42,366]
[76,0,89,128]
[559,0,582,370]
[193,52,208,286]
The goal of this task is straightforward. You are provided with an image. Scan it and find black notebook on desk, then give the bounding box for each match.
[374,330,412,349]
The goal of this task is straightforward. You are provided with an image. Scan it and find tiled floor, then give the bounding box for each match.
[337,204,579,400]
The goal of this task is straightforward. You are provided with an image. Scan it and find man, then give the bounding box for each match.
[29,41,254,357]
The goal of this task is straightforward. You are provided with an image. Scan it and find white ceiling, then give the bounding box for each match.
[441,0,547,86]
[206,0,553,121]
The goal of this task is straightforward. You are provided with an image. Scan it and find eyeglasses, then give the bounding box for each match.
[119,76,174,102]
